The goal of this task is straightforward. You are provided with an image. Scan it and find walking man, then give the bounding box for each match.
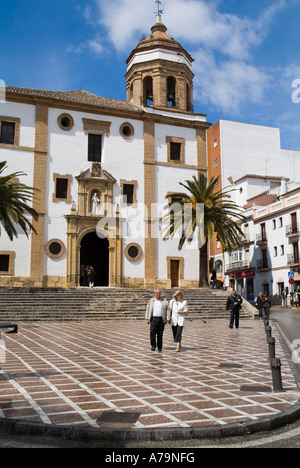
[226,289,243,329]
[145,289,169,351]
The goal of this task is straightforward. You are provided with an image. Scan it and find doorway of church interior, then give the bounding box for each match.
[80,232,109,286]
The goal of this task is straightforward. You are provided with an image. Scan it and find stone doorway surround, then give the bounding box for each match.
[65,165,122,288]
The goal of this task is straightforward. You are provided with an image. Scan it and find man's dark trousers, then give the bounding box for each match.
[230,310,240,329]
[150,317,165,350]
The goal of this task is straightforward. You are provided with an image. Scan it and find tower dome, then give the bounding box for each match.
[126,15,194,112]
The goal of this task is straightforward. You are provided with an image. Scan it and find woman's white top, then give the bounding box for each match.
[169,299,188,327]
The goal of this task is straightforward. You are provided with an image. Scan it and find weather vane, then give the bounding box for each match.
[155,0,163,16]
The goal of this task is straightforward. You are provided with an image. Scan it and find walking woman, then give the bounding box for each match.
[169,290,188,352]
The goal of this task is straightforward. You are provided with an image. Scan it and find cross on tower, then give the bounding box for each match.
[155,0,163,16]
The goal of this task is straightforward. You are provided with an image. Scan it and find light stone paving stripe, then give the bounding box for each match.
[0,367,51,424]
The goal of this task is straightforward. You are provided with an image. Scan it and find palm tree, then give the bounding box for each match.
[161,174,246,287]
[0,161,39,240]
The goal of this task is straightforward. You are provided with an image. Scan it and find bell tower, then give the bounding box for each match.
[126,6,194,112]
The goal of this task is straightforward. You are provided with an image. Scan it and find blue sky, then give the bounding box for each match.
[1,0,300,150]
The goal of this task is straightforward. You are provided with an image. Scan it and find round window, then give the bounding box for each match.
[58,113,74,131]
[128,246,139,259]
[49,242,62,256]
[120,122,134,139]
[125,243,143,263]
[45,239,66,259]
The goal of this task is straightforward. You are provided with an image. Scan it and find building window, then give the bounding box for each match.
[0,122,15,144]
[214,158,218,168]
[58,113,74,131]
[45,239,66,260]
[53,174,72,203]
[274,246,278,257]
[279,217,283,228]
[88,134,102,162]
[280,245,284,255]
[120,179,138,206]
[0,255,9,272]
[125,243,143,263]
[272,220,276,230]
[120,122,134,139]
[0,117,20,147]
[170,142,181,161]
[123,184,134,204]
[213,139,218,148]
[166,137,185,164]
[56,179,68,199]
[0,251,15,276]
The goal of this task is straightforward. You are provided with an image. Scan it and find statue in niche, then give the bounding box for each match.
[91,191,100,214]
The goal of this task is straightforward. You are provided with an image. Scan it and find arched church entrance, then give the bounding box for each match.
[80,232,109,287]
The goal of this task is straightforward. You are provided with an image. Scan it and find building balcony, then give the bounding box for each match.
[257,259,269,271]
[286,224,300,237]
[226,260,251,273]
[287,254,300,265]
[256,233,268,244]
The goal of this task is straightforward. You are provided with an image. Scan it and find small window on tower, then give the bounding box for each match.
[143,76,153,106]
[167,77,176,107]
[166,137,185,164]
[170,142,181,161]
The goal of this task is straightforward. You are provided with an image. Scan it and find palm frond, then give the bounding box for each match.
[0,161,39,240]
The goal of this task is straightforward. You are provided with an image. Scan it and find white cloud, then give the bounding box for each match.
[67,36,106,56]
[95,0,153,52]
[193,51,270,113]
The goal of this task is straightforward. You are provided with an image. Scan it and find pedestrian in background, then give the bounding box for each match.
[262,292,271,320]
[282,289,287,308]
[256,292,264,319]
[87,266,95,288]
[226,289,243,329]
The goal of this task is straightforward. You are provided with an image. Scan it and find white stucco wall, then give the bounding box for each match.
[220,121,283,184]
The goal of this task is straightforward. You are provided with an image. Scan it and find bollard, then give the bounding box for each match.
[264,320,269,332]
[262,311,267,321]
[270,358,283,391]
[266,326,272,341]
[268,337,276,359]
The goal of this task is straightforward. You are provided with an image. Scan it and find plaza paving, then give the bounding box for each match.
[0,318,299,431]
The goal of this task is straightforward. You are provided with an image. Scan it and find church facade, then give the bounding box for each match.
[0,16,210,289]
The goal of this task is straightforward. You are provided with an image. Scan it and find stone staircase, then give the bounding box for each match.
[0,287,253,322]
